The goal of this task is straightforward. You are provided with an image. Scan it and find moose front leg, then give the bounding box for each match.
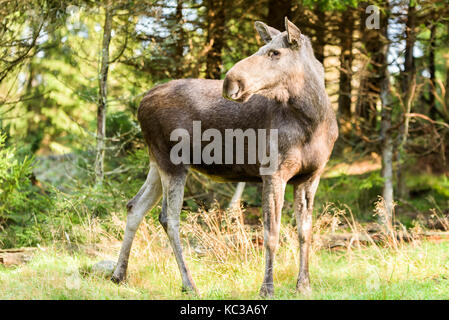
[260,175,286,297]
[294,176,320,294]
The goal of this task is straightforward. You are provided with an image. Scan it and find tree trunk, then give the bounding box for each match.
[380,85,394,227]
[175,0,184,78]
[205,0,225,79]
[228,182,246,210]
[446,43,449,115]
[338,8,354,119]
[402,2,416,93]
[446,22,449,113]
[379,0,394,227]
[95,2,112,183]
[313,6,325,64]
[397,74,416,199]
[397,1,416,199]
[428,23,437,119]
[356,3,382,135]
[267,0,292,30]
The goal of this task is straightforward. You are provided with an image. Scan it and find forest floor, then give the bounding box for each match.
[1,155,448,300]
[2,227,449,299]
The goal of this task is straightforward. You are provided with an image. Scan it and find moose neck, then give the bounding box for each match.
[285,62,330,131]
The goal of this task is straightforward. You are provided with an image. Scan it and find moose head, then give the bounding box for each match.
[223,17,320,104]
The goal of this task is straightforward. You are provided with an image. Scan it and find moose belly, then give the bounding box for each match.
[191,164,263,182]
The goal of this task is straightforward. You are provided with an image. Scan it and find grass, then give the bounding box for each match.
[1,241,449,299]
[2,139,448,299]
[1,153,448,300]
[2,205,449,300]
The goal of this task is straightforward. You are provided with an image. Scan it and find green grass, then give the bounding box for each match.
[2,240,449,300]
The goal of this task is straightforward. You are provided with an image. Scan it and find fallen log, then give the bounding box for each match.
[0,247,38,254]
[315,231,449,249]
[0,248,37,267]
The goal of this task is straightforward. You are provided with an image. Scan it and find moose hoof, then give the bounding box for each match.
[259,284,274,297]
[111,275,123,284]
[296,281,312,296]
[111,270,126,284]
[181,284,199,296]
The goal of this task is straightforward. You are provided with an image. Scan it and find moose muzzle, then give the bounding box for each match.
[222,76,243,101]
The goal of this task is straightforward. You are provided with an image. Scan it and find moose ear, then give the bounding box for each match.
[255,21,281,43]
[285,17,301,47]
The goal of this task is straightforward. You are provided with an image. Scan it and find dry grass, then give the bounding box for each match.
[2,198,449,299]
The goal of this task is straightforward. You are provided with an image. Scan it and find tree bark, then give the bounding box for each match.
[402,2,416,93]
[175,0,184,78]
[312,6,325,64]
[228,182,246,210]
[25,62,38,152]
[397,1,416,199]
[428,23,437,119]
[397,74,416,199]
[338,8,354,119]
[446,23,449,115]
[379,0,394,226]
[445,22,449,114]
[267,0,292,30]
[356,3,382,135]
[205,0,225,79]
[95,2,112,183]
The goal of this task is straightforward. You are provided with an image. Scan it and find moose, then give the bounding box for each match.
[112,17,338,296]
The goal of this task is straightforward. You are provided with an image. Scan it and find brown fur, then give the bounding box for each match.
[138,73,337,183]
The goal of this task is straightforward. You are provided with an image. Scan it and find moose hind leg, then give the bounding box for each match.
[112,164,162,283]
[260,175,286,297]
[126,177,149,211]
[295,176,320,294]
[159,170,198,294]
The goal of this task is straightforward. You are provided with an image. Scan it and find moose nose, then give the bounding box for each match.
[222,76,241,101]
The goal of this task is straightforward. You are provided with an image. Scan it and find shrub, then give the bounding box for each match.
[0,133,53,247]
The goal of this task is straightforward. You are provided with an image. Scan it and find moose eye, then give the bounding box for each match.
[269,50,280,58]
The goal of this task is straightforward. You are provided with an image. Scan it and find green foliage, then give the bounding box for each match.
[314,172,383,220]
[405,173,449,205]
[359,171,385,190]
[105,111,141,155]
[0,133,155,248]
[303,0,359,11]
[0,133,33,219]
[0,135,34,213]
[432,177,449,198]
[0,132,54,247]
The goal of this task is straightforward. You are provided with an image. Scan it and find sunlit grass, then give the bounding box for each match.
[2,223,449,299]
